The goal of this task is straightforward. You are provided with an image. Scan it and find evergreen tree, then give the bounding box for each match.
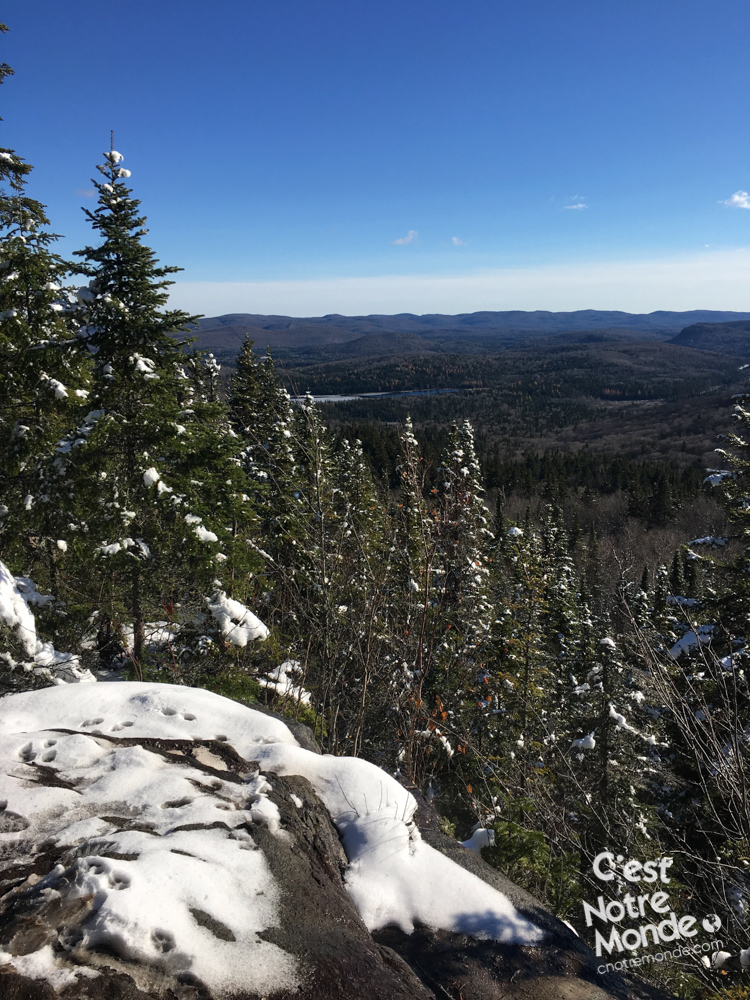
[668,549,686,597]
[50,149,251,676]
[0,37,90,575]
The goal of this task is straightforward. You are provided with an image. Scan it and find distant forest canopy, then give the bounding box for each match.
[202,311,750,474]
[193,314,750,598]
[190,308,750,367]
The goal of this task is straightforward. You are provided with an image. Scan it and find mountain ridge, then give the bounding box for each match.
[189,309,750,364]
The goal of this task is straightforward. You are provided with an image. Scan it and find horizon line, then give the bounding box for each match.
[168,249,750,317]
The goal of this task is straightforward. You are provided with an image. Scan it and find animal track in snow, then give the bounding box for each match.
[43,739,56,748]
[58,926,85,949]
[161,707,177,716]
[182,713,196,721]
[18,742,36,762]
[41,749,57,763]
[151,928,176,953]
[215,735,228,742]
[108,871,131,890]
[81,717,104,727]
[161,797,194,809]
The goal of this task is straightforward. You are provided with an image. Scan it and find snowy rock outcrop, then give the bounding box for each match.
[0,684,677,1000]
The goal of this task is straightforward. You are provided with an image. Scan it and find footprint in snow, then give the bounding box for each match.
[109,871,131,890]
[151,929,176,953]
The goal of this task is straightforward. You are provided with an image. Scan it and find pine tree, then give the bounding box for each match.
[0,33,91,575]
[50,149,251,676]
[669,549,686,597]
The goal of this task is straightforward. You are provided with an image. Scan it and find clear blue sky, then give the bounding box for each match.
[3,0,750,315]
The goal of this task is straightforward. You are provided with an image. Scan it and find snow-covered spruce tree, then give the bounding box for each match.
[259,394,350,743]
[622,401,750,951]
[0,44,90,577]
[227,341,299,607]
[390,416,445,780]
[389,419,494,785]
[230,373,393,754]
[49,150,260,677]
[319,433,393,758]
[702,393,750,634]
[488,522,550,775]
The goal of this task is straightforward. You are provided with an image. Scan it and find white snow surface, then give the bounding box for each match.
[704,470,733,486]
[143,467,161,488]
[207,591,269,645]
[194,524,219,543]
[0,683,541,992]
[0,561,94,683]
[258,659,311,704]
[461,827,495,852]
[0,560,37,655]
[0,945,100,991]
[571,733,596,749]
[669,625,714,660]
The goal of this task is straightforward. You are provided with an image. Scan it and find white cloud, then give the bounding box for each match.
[77,187,97,199]
[564,202,588,210]
[170,248,750,316]
[451,236,467,246]
[392,230,417,245]
[723,190,750,209]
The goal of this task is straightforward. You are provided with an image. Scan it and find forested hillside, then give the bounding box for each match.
[2,53,750,1000]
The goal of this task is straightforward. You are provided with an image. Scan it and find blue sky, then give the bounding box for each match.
[3,0,750,315]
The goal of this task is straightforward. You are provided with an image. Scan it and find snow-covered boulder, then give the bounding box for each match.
[0,684,677,1000]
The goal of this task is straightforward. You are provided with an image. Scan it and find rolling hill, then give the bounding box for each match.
[189,309,750,365]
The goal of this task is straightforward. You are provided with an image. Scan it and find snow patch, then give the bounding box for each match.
[571,733,596,750]
[0,682,542,971]
[669,625,713,660]
[194,524,218,544]
[0,561,94,683]
[461,827,495,852]
[258,660,311,705]
[207,592,269,646]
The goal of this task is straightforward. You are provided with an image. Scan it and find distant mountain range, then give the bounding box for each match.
[189,309,750,364]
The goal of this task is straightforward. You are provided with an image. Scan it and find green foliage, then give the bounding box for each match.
[205,674,263,705]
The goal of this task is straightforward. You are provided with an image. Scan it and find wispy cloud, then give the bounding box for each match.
[393,229,417,245]
[723,190,750,209]
[77,187,97,198]
[451,236,467,246]
[564,202,587,210]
